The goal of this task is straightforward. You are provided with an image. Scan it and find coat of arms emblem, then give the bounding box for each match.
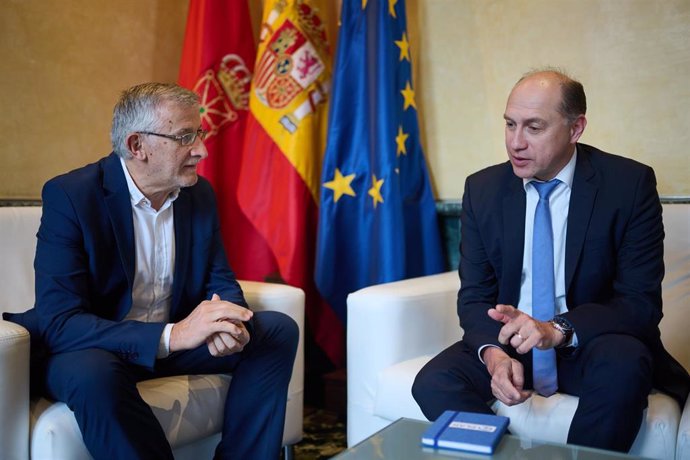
[193,54,252,138]
[255,19,325,110]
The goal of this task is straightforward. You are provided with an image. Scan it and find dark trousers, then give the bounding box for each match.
[44,311,299,460]
[412,334,653,452]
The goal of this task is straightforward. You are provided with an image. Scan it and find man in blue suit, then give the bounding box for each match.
[412,69,689,452]
[26,83,297,459]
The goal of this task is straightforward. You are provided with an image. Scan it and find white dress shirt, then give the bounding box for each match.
[120,158,177,358]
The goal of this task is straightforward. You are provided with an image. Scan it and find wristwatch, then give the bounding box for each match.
[549,315,574,348]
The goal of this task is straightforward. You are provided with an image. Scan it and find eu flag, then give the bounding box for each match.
[315,0,445,323]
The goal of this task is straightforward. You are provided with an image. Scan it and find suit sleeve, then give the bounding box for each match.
[35,180,164,369]
[457,178,505,354]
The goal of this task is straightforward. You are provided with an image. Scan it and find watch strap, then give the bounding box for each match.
[549,315,574,348]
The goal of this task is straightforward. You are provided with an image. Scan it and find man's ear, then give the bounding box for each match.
[570,115,587,143]
[125,133,147,160]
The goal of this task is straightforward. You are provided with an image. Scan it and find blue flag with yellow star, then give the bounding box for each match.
[315,0,445,323]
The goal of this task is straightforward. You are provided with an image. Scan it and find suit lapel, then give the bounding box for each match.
[502,177,526,302]
[565,146,598,291]
[172,189,191,314]
[103,154,136,289]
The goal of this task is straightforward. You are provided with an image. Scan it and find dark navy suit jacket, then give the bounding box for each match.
[457,143,689,406]
[21,153,247,371]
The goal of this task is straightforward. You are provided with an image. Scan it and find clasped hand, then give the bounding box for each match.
[170,294,252,357]
[483,304,564,406]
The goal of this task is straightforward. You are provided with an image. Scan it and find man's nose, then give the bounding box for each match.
[191,139,208,159]
[508,129,527,151]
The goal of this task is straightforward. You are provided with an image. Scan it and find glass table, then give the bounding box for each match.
[332,418,643,459]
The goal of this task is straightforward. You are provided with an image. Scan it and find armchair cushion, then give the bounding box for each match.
[29,374,232,460]
[374,356,430,421]
[492,392,679,459]
[368,352,680,459]
[678,396,690,460]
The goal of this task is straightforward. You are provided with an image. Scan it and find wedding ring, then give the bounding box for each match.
[515,333,525,340]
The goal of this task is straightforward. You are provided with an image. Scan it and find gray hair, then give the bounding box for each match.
[516,67,587,123]
[111,82,200,159]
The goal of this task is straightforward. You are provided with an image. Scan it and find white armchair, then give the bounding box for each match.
[0,206,304,460]
[347,203,690,460]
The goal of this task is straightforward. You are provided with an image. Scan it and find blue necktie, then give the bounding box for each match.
[531,179,560,397]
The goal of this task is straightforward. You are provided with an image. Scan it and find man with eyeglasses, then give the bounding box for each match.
[11,83,298,459]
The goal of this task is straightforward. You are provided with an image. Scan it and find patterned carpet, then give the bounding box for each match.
[286,407,347,459]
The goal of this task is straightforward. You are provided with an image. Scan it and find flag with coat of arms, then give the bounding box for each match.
[178,0,277,282]
[315,0,445,322]
[237,0,345,367]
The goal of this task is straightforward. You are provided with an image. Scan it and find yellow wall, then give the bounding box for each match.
[1,0,189,199]
[411,0,690,199]
[2,0,689,200]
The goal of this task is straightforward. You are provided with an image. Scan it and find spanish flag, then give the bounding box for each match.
[178,0,277,282]
[238,0,344,367]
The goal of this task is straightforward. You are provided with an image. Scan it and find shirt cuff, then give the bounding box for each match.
[157,323,174,359]
[478,344,500,364]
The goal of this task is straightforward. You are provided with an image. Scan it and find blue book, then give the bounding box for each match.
[421,411,510,454]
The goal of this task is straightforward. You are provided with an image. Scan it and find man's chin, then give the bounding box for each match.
[510,163,533,179]
[180,173,199,188]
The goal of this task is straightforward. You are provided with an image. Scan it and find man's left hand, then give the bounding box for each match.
[488,304,564,353]
[206,319,250,357]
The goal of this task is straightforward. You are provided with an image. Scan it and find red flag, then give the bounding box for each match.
[178,0,277,281]
[237,0,344,367]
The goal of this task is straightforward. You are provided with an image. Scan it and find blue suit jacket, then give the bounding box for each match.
[23,153,247,370]
[457,143,689,405]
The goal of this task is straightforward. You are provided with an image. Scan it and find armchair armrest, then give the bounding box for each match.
[0,319,31,459]
[347,271,462,432]
[347,271,461,378]
[238,280,305,392]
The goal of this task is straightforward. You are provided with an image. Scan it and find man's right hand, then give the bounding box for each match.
[483,347,532,406]
[169,294,253,354]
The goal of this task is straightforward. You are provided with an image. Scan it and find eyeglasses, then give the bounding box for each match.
[137,128,208,146]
